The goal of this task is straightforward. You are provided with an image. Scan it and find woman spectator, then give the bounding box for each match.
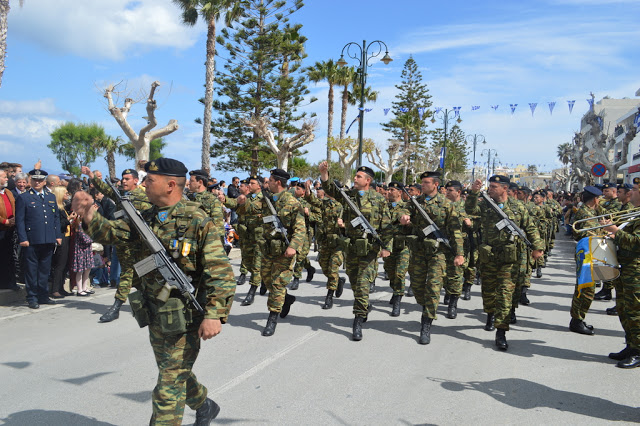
[50,187,73,298]
[70,195,96,296]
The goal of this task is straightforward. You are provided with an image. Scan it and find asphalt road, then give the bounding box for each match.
[0,233,638,425]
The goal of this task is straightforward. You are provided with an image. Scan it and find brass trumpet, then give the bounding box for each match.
[572,207,640,234]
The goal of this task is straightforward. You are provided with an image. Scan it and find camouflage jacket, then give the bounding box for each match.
[466,191,543,251]
[572,203,600,241]
[91,177,152,212]
[305,192,340,240]
[261,189,306,253]
[405,192,464,256]
[86,200,236,322]
[188,190,225,234]
[601,198,622,213]
[388,200,411,235]
[225,191,265,231]
[323,180,393,250]
[614,211,640,261]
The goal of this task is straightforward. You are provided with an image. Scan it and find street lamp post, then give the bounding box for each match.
[480,148,498,185]
[466,133,486,181]
[337,40,393,167]
[431,108,462,179]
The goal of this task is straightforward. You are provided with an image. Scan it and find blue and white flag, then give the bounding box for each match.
[587,98,594,109]
[529,103,537,116]
[365,108,373,113]
[435,107,443,115]
[399,107,409,113]
[418,107,426,119]
[635,112,640,131]
[491,105,499,111]
[575,237,595,296]
[510,104,518,115]
[472,106,480,111]
[453,106,461,117]
[439,147,446,168]
[568,100,575,113]
[548,101,556,115]
[384,108,390,116]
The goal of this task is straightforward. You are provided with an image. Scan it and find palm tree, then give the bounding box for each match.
[557,142,571,165]
[335,66,356,141]
[173,0,246,174]
[0,0,24,88]
[307,59,340,162]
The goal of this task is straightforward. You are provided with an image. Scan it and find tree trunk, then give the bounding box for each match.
[201,16,217,175]
[402,128,409,185]
[0,0,9,88]
[339,85,348,140]
[327,83,334,162]
[106,150,116,179]
[135,137,151,168]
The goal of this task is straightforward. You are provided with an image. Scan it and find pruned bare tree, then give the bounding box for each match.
[366,139,414,184]
[104,81,178,170]
[328,136,374,186]
[244,115,317,171]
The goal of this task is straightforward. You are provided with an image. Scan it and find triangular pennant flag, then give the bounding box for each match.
[568,100,575,113]
[529,103,537,116]
[472,106,480,111]
[358,107,364,111]
[365,108,373,113]
[399,107,409,113]
[435,107,443,115]
[491,105,499,111]
[453,106,461,117]
[383,108,390,116]
[418,107,426,119]
[510,104,518,115]
[548,101,556,115]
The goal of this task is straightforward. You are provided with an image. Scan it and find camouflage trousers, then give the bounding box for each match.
[243,235,263,287]
[409,250,446,319]
[479,258,523,330]
[318,243,343,290]
[444,252,468,297]
[464,248,478,286]
[293,233,311,279]
[238,231,248,275]
[148,322,207,425]
[344,249,379,317]
[261,252,296,312]
[383,246,409,296]
[614,257,640,350]
[114,255,135,303]
[570,254,595,321]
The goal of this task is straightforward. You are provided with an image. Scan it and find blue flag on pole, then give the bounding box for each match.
[575,237,595,296]
[439,147,446,168]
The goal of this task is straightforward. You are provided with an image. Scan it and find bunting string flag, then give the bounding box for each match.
[510,104,518,115]
[399,107,409,113]
[418,107,426,119]
[491,105,499,111]
[568,100,575,113]
[383,108,390,116]
[528,103,537,116]
[548,101,556,115]
[472,106,480,110]
[452,106,462,117]
[434,107,443,115]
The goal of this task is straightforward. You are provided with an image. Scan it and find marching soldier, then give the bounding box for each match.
[461,188,479,301]
[466,176,543,351]
[82,166,152,323]
[516,186,536,305]
[595,182,622,301]
[230,179,250,286]
[258,169,306,337]
[399,172,464,345]
[188,169,226,237]
[319,161,392,341]
[531,190,550,280]
[383,182,410,317]
[73,158,235,425]
[290,181,316,290]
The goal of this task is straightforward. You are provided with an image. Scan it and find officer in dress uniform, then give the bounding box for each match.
[15,169,62,309]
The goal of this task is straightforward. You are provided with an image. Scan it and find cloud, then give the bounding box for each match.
[0,98,60,116]
[9,0,200,60]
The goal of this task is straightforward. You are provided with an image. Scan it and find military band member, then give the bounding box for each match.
[319,161,392,341]
[383,181,410,317]
[400,171,464,345]
[595,182,622,302]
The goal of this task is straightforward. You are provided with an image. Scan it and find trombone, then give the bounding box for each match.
[572,207,640,234]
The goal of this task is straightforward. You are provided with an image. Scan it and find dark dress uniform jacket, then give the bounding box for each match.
[15,188,62,244]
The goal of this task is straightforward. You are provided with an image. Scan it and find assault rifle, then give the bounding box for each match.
[105,178,204,313]
[261,190,290,246]
[479,191,533,249]
[333,180,385,248]
[400,186,452,251]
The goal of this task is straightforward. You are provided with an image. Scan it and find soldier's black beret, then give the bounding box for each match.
[122,168,139,179]
[28,169,48,179]
[420,171,441,180]
[388,181,403,190]
[412,184,422,190]
[356,166,375,179]
[370,181,378,189]
[508,182,519,190]
[602,182,616,189]
[519,186,532,193]
[633,177,640,185]
[189,169,209,180]
[618,183,633,191]
[583,185,603,197]
[239,179,249,185]
[594,183,604,190]
[488,175,510,184]
[247,174,263,184]
[445,180,462,189]
[270,168,290,181]
[144,158,188,177]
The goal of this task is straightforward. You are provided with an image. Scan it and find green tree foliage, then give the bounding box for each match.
[48,122,107,176]
[306,59,340,162]
[288,156,311,178]
[210,0,311,174]
[122,138,166,162]
[430,124,468,180]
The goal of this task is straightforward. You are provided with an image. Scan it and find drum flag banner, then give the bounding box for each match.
[576,237,595,296]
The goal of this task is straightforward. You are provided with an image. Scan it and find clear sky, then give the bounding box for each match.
[1,0,639,182]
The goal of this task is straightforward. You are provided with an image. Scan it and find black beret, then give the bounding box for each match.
[445,180,462,189]
[370,181,378,189]
[356,166,375,179]
[583,185,603,197]
[594,183,604,190]
[488,175,510,184]
[270,168,290,181]
[144,158,188,177]
[412,184,422,190]
[208,183,220,190]
[28,169,48,179]
[420,171,441,180]
[247,174,263,184]
[388,181,403,190]
[239,179,249,185]
[601,182,616,189]
[189,169,209,180]
[633,177,640,185]
[293,181,306,189]
[618,183,633,190]
[508,182,519,190]
[122,169,139,179]
[519,186,532,194]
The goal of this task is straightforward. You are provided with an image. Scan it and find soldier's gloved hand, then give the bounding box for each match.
[199,318,221,340]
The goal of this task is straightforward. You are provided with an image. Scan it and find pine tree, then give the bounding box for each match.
[381,56,432,184]
[209,0,309,174]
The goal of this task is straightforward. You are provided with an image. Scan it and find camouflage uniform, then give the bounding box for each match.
[323,180,392,318]
[600,198,622,292]
[259,189,306,312]
[293,196,313,280]
[570,204,600,320]
[384,200,411,297]
[545,197,562,250]
[308,193,344,291]
[86,201,235,425]
[443,199,468,298]
[91,178,151,303]
[226,193,264,288]
[188,190,226,238]
[405,193,464,318]
[463,214,480,290]
[465,192,542,330]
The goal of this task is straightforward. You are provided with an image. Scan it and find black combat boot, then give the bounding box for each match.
[259,282,267,295]
[418,316,433,345]
[406,286,414,297]
[236,273,246,286]
[352,316,364,341]
[262,312,278,337]
[336,277,345,298]
[382,271,389,281]
[609,345,631,361]
[290,277,300,290]
[99,299,123,323]
[306,265,316,282]
[617,349,640,369]
[443,292,450,306]
[280,293,296,318]
[194,397,220,426]
[241,285,257,306]
[606,305,618,316]
[510,308,517,324]
[485,313,495,331]
[594,287,612,301]
[391,295,402,317]
[462,283,471,300]
[446,296,459,319]
[535,267,542,278]
[569,318,594,335]
[322,290,334,310]
[520,287,530,305]
[495,329,508,351]
[389,294,396,305]
[369,280,376,293]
